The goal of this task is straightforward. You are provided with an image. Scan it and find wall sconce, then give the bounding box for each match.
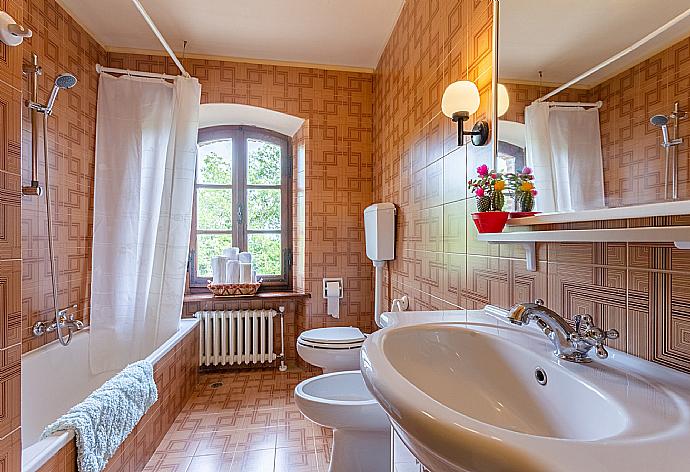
[441,80,488,147]
[497,83,510,118]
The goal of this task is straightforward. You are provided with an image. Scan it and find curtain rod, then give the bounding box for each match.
[130,0,190,78]
[95,64,178,80]
[535,7,690,103]
[545,101,603,109]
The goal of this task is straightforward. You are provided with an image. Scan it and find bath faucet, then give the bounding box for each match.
[507,300,619,363]
[33,304,83,338]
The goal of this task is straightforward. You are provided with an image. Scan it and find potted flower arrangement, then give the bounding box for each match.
[505,166,539,217]
[468,164,509,233]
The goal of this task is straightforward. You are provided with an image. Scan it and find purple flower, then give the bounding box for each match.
[476,164,489,176]
[522,166,532,174]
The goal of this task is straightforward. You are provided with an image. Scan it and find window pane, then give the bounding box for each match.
[247,189,281,230]
[247,139,281,185]
[197,188,232,230]
[248,233,282,276]
[198,140,232,184]
[196,233,233,278]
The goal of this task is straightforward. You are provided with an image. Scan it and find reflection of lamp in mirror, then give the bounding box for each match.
[441,80,489,147]
[497,83,509,117]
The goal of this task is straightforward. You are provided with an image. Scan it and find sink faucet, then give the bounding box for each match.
[507,299,619,363]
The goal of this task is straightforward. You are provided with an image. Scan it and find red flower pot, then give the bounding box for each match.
[472,211,509,233]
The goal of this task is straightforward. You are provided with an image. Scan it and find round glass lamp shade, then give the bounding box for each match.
[441,80,481,119]
[497,83,510,117]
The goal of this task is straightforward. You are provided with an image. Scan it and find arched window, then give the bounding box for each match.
[191,125,292,289]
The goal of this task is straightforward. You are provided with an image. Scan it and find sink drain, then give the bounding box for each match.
[534,367,547,386]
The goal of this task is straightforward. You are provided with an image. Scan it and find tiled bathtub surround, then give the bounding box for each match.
[36,324,199,472]
[373,0,690,374]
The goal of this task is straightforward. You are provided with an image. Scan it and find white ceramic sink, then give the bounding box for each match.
[361,307,690,472]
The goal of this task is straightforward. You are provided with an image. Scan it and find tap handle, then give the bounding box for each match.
[605,328,619,340]
[534,298,544,306]
[595,344,609,359]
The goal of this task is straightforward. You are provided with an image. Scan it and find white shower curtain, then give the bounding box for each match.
[525,102,605,212]
[90,73,201,373]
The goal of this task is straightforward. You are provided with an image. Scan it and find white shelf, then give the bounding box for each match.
[507,200,690,226]
[478,226,690,271]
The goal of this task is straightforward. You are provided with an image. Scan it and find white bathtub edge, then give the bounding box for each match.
[147,318,199,366]
[22,431,74,472]
[21,317,199,472]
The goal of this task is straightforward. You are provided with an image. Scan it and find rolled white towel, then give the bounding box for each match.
[211,256,228,284]
[239,262,252,284]
[238,251,252,263]
[223,247,240,260]
[226,260,240,284]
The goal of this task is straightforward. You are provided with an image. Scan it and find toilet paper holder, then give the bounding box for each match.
[323,278,343,299]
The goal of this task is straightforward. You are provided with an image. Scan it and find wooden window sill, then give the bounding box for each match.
[184,291,311,303]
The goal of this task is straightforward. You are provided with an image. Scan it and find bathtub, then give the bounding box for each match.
[21,318,199,472]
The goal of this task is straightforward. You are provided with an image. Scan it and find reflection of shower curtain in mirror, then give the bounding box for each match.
[525,103,605,212]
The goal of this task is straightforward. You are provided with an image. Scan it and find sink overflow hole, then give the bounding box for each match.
[210,382,223,389]
[534,367,547,386]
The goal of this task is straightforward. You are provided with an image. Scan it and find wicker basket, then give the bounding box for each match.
[207,282,261,297]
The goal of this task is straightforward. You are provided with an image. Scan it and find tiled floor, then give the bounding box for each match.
[143,368,331,472]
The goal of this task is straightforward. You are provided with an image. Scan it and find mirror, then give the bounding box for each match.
[495,0,690,214]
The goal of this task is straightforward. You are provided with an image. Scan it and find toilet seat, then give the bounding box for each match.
[298,327,366,350]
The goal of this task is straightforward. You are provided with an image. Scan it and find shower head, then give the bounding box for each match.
[44,73,77,114]
[650,114,670,146]
[650,114,669,126]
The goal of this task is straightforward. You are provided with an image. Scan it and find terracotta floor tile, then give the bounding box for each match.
[229,448,276,472]
[274,446,320,472]
[145,368,329,472]
[142,452,192,472]
[186,453,235,472]
[232,426,279,452]
[155,431,203,458]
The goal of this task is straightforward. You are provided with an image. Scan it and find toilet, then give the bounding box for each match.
[294,370,390,472]
[296,326,366,373]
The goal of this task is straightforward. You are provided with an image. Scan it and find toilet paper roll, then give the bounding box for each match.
[239,262,253,284]
[223,247,240,260]
[326,281,341,318]
[225,260,240,284]
[211,256,228,284]
[238,251,252,263]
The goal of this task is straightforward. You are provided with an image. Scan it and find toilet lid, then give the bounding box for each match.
[299,327,366,345]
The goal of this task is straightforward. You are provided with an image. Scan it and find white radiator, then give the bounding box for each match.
[195,309,285,369]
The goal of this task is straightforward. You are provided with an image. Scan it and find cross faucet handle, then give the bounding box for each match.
[573,314,593,335]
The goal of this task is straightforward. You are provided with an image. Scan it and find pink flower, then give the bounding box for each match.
[490,173,497,179]
[476,164,489,176]
[521,166,532,174]
[475,188,485,197]
[531,189,538,196]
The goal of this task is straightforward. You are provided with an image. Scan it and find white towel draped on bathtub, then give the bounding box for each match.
[41,360,158,472]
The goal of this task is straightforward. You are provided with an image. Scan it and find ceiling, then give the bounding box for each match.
[499,0,690,86]
[57,0,405,70]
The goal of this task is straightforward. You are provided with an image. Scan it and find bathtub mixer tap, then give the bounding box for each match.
[33,304,83,340]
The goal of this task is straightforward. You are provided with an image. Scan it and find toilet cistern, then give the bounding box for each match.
[363,203,396,328]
